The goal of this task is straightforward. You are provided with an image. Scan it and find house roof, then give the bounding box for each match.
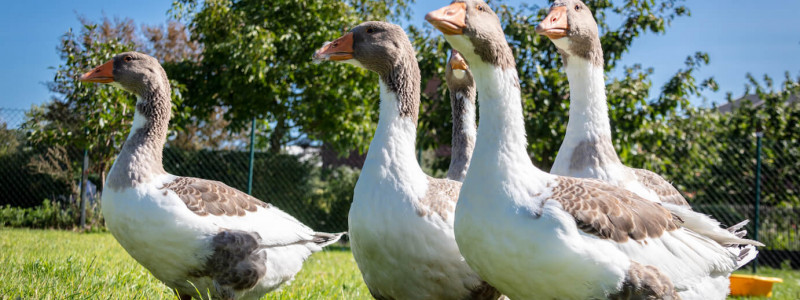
[717,94,799,113]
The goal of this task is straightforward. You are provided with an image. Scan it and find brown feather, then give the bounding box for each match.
[161,177,269,217]
[631,168,691,207]
[549,177,681,242]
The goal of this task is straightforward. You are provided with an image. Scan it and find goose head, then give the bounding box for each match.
[80,51,170,98]
[314,21,421,122]
[313,21,416,77]
[445,49,474,88]
[426,0,515,70]
[535,0,603,66]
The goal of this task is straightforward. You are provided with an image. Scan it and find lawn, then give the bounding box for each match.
[0,228,371,299]
[1,228,798,300]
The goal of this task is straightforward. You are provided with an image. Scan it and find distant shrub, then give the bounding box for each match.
[0,199,103,231]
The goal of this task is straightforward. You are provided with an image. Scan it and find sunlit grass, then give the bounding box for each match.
[1,227,798,299]
[0,228,370,299]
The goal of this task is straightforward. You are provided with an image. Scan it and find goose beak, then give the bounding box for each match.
[449,50,468,71]
[536,6,568,39]
[79,60,114,83]
[425,2,467,35]
[313,32,355,61]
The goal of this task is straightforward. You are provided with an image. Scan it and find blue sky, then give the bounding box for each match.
[0,0,798,110]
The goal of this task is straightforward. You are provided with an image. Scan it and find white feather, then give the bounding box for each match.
[348,81,488,299]
[454,53,743,299]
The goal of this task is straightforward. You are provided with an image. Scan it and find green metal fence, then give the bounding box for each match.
[1,107,799,271]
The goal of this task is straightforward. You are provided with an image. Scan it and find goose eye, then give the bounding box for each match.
[575,5,581,11]
[124,56,133,62]
[366,27,375,34]
[477,5,484,11]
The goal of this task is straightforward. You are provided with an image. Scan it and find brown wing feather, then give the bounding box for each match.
[161,177,270,217]
[550,177,681,242]
[630,168,690,207]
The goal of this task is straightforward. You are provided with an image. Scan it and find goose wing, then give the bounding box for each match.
[161,176,339,247]
[548,177,681,243]
[630,168,690,207]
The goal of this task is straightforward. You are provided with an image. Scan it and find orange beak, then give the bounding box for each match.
[535,6,568,39]
[449,50,468,71]
[425,2,467,35]
[79,60,114,83]
[314,32,355,61]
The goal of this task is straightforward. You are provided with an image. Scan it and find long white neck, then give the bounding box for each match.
[564,58,613,141]
[551,57,622,177]
[362,81,425,179]
[464,60,550,188]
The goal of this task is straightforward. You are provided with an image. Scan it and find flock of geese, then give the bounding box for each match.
[77,0,763,299]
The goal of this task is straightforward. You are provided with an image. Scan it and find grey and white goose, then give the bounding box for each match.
[80,52,343,300]
[428,1,761,299]
[536,0,761,255]
[314,22,500,300]
[445,49,477,182]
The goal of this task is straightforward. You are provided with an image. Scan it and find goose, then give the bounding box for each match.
[79,52,343,300]
[536,0,761,251]
[446,49,477,182]
[427,1,761,299]
[313,22,500,300]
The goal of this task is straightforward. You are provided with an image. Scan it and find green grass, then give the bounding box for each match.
[0,228,371,299]
[1,227,798,300]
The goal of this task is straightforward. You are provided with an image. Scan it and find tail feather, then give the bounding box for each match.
[661,203,764,247]
[733,245,759,269]
[727,220,750,239]
[312,232,346,248]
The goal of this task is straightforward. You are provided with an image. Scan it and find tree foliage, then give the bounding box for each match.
[641,73,800,207]
[169,0,415,154]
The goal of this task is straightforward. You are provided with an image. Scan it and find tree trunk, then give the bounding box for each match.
[99,168,106,198]
[269,115,286,154]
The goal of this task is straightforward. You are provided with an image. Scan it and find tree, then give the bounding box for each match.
[167,106,251,151]
[169,0,414,154]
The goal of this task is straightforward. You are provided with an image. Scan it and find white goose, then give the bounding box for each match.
[427,1,761,299]
[446,49,478,182]
[80,52,343,300]
[536,0,761,252]
[314,22,500,300]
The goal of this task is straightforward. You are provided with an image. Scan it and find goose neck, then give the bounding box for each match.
[447,87,477,181]
[106,88,171,191]
[563,58,613,140]
[362,80,422,175]
[468,61,548,180]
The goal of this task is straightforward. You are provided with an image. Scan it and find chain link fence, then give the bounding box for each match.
[0,108,358,233]
[1,107,799,270]
[648,136,800,270]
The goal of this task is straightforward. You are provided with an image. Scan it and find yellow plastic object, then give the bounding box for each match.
[729,274,784,297]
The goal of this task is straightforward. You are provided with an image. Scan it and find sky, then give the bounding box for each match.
[0,0,798,111]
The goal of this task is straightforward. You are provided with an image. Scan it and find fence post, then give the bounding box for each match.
[752,130,763,273]
[247,116,256,195]
[79,128,89,229]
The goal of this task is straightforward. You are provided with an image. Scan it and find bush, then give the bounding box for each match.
[0,149,75,208]
[0,199,103,230]
[307,166,360,233]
